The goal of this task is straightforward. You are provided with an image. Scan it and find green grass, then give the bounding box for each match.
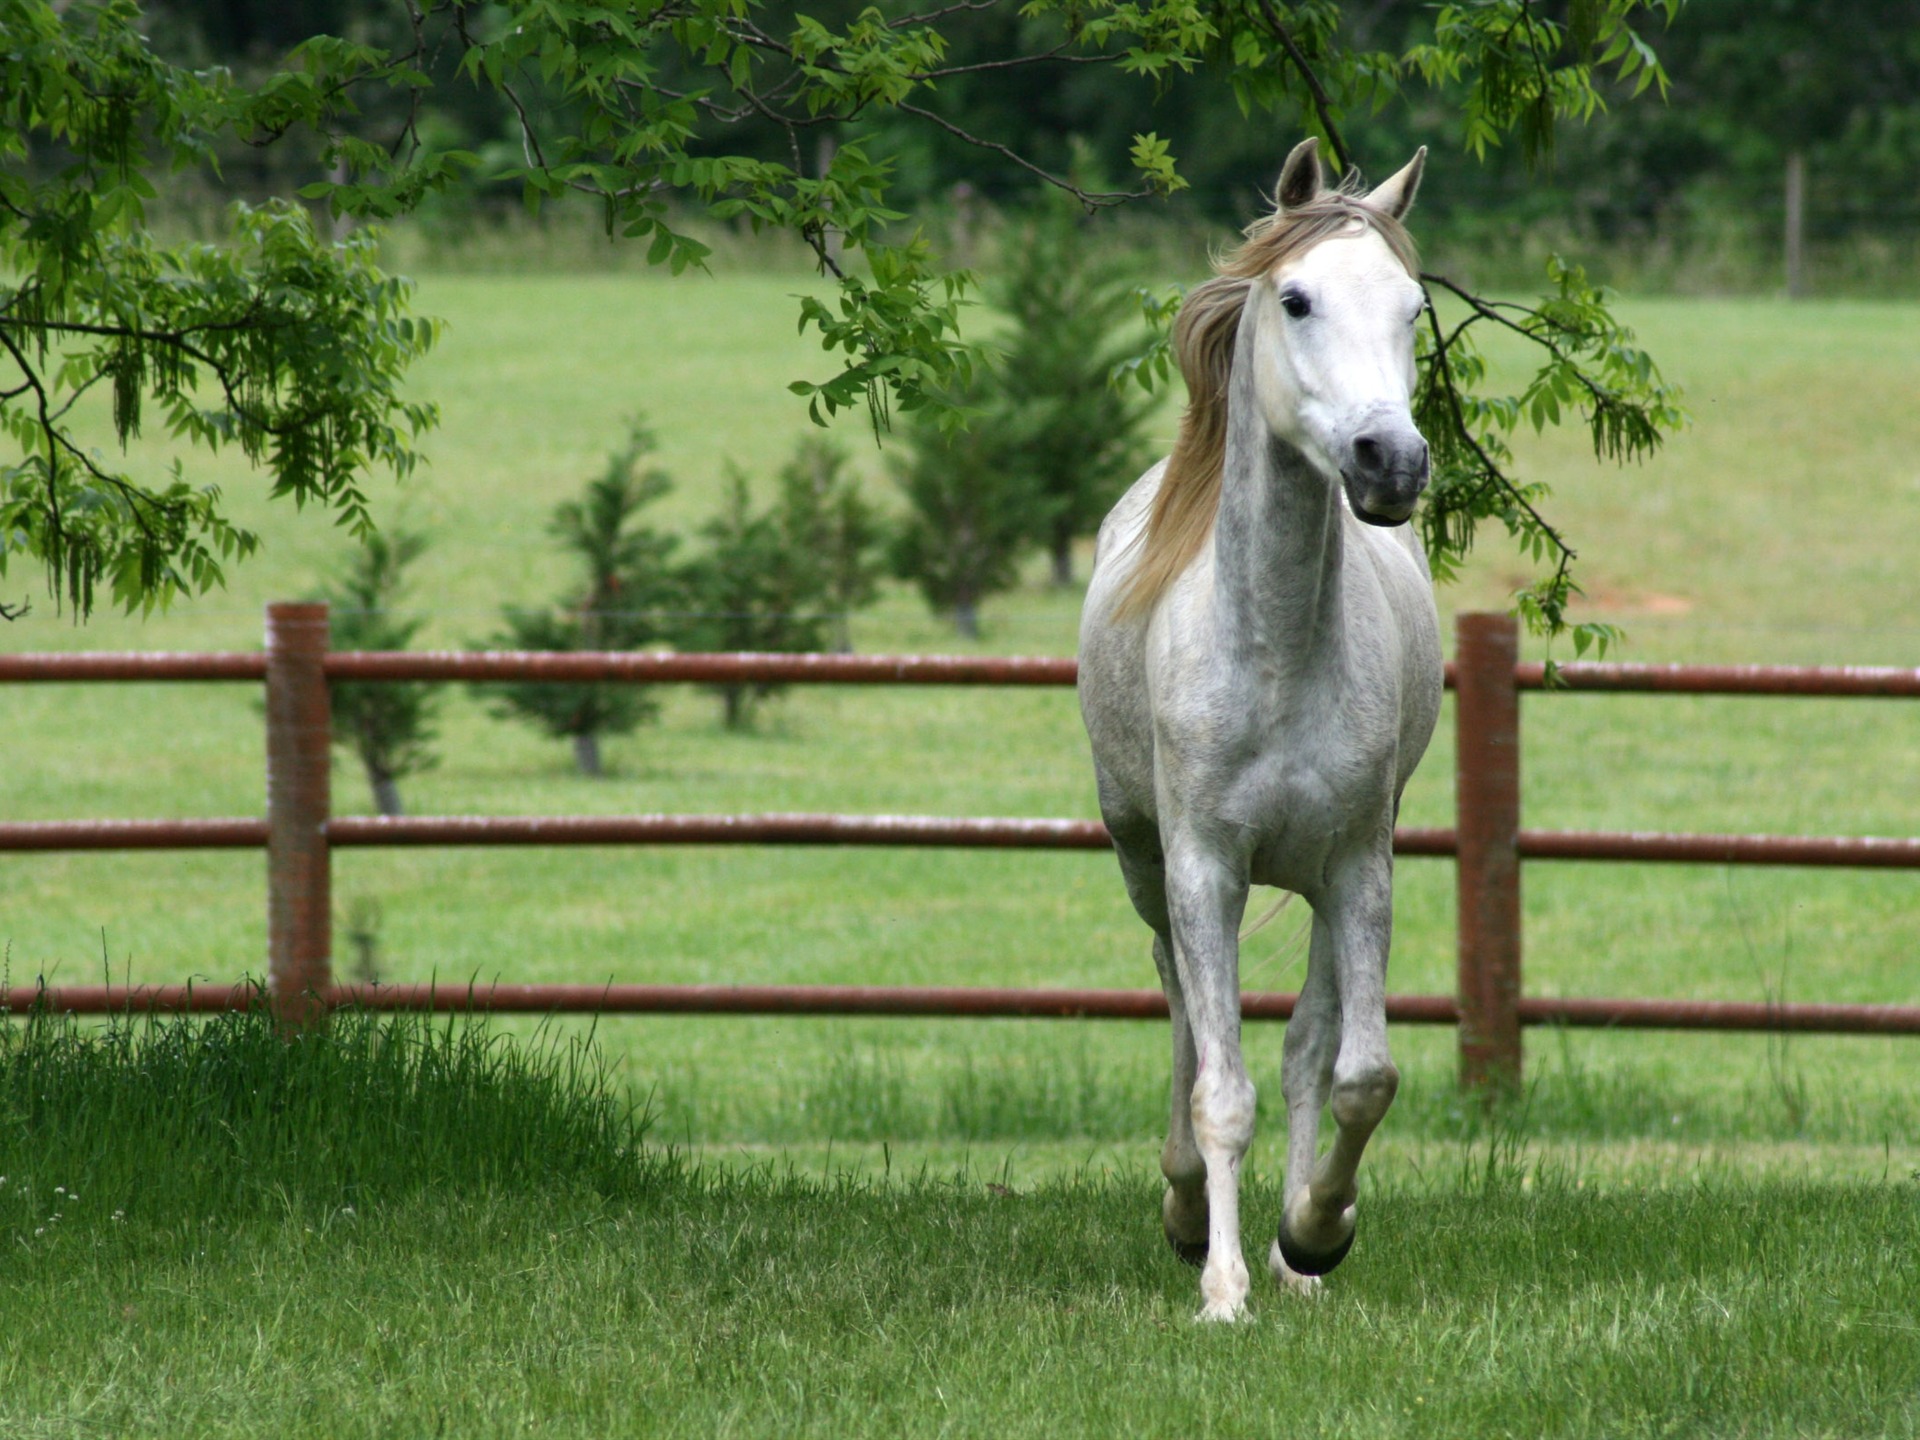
[3,1006,1917,1439]
[0,1001,658,1220]
[8,1172,1919,1439]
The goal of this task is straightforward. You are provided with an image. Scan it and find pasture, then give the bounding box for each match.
[3,271,1919,1433]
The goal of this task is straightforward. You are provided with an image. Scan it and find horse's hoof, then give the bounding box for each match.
[1275,1222,1355,1277]
[1162,1186,1208,1267]
[1268,1239,1325,1296]
[1195,1297,1250,1324]
[1168,1233,1208,1268]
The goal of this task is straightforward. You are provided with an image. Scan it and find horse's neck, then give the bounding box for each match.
[1210,342,1347,675]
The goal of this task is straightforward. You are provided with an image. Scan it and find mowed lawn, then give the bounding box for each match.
[3,1004,1917,1439]
[7,1172,1918,1438]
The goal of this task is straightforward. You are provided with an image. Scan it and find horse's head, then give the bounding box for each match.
[1247,138,1430,527]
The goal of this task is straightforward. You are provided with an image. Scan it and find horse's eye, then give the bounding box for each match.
[1281,291,1311,320]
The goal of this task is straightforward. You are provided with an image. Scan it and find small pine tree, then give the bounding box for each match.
[678,468,834,729]
[994,193,1158,586]
[317,530,441,817]
[478,423,682,776]
[888,364,1049,639]
[772,436,886,653]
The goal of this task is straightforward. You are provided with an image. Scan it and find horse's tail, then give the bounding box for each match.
[1239,888,1296,941]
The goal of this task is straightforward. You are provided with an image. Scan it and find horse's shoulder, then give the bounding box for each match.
[1098,459,1168,546]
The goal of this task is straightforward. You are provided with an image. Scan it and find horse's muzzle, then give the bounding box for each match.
[1342,427,1429,527]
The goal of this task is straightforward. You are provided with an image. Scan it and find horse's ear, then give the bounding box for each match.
[1275,138,1324,212]
[1365,146,1427,220]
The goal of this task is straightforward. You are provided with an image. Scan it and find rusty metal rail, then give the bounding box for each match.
[5,605,1918,1083]
[325,814,1112,850]
[1515,661,1920,697]
[10,817,1920,870]
[14,983,1920,1036]
[0,652,268,682]
[0,649,1079,686]
[10,647,1920,698]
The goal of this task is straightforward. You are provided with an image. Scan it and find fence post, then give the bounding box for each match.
[1454,611,1522,1091]
[265,601,332,1028]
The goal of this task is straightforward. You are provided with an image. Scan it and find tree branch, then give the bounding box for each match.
[1252,0,1354,174]
[886,0,1004,26]
[916,47,1116,78]
[1419,298,1576,563]
[893,102,1154,206]
[1422,270,1614,410]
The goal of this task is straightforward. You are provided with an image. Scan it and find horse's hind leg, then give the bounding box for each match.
[1108,834,1208,1266]
[1277,860,1399,1278]
[1270,910,1340,1294]
[1152,930,1209,1266]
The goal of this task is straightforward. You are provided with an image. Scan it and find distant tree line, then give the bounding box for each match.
[132,0,1920,291]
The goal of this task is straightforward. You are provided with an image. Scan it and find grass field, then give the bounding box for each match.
[4,1007,1916,1439]
[3,268,1919,1433]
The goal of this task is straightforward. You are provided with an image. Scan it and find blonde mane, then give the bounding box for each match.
[1112,191,1420,621]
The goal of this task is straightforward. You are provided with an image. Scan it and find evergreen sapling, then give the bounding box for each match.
[315,530,441,817]
[478,424,682,775]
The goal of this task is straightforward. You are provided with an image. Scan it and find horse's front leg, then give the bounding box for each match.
[1277,855,1398,1278]
[1163,839,1255,1322]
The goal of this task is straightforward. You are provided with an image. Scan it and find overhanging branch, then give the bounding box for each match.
[1252,0,1354,174]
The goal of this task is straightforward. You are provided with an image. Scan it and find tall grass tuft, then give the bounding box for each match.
[0,996,666,1227]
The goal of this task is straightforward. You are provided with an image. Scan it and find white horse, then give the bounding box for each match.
[1078,138,1443,1321]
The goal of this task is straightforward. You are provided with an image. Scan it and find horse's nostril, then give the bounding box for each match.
[1353,436,1384,473]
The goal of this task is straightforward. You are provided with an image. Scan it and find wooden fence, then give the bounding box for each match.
[5,603,1919,1086]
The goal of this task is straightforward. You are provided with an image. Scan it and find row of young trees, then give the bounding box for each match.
[319,423,873,809]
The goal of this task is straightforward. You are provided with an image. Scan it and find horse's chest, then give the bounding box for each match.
[1219,715,1397,890]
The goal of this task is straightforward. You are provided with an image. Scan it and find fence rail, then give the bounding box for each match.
[9,816,1920,870]
[6,604,1917,1083]
[10,983,1920,1036]
[10,648,1920,697]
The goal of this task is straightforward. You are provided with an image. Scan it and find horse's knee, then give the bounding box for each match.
[1190,1066,1256,1158]
[1330,1061,1399,1133]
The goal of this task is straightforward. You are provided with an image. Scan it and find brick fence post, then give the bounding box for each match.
[265,602,332,1027]
[1454,611,1523,1090]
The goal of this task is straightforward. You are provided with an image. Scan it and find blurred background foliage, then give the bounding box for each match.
[120,0,1920,295]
